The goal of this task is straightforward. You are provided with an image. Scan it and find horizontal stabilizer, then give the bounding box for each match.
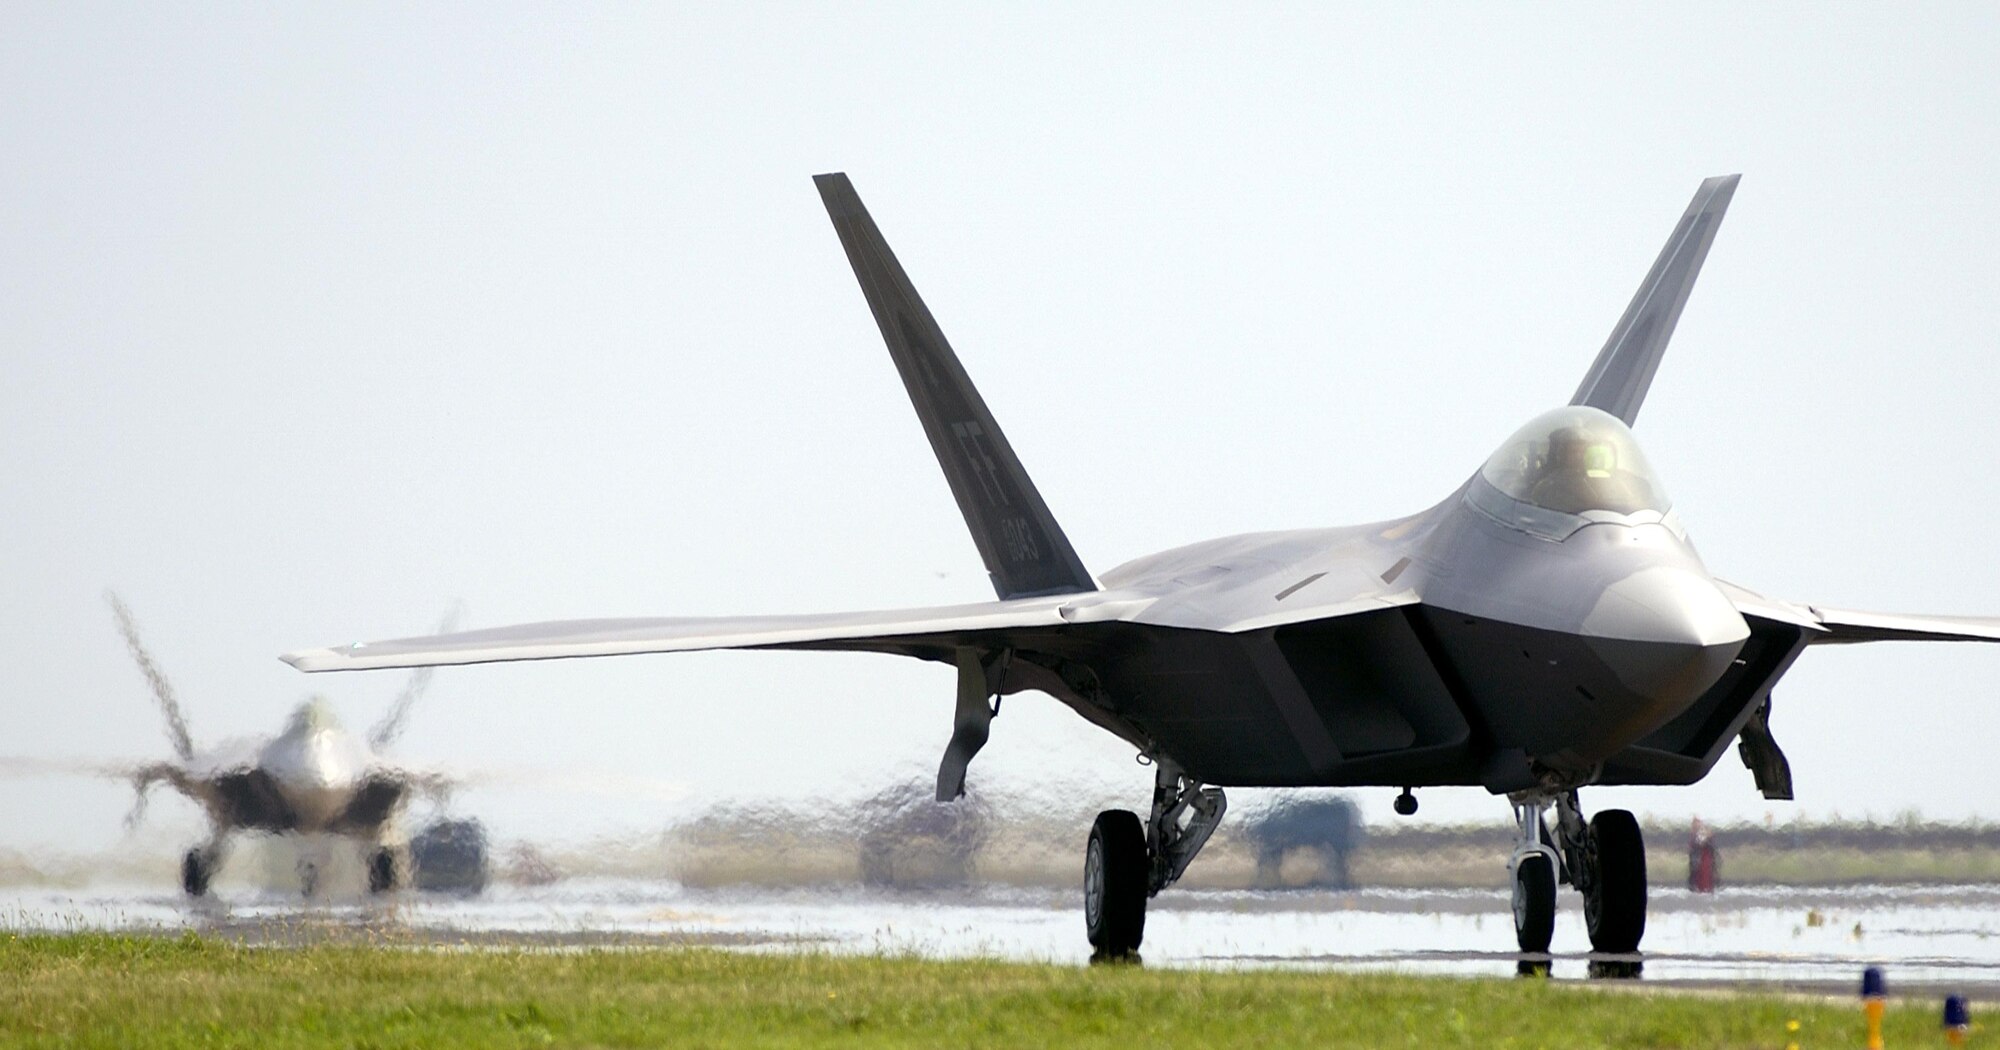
[814,173,1096,600]
[283,597,1073,672]
[1571,175,1740,426]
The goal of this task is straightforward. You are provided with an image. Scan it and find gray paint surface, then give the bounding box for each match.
[814,174,1096,601]
[1570,176,1739,426]
[289,176,2000,797]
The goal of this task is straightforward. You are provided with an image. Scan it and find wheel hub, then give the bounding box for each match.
[1083,837,1105,929]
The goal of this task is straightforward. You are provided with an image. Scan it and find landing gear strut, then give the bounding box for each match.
[1509,791,1650,956]
[1508,801,1558,953]
[1083,759,1226,959]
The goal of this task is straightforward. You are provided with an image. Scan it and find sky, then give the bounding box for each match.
[3,3,1999,857]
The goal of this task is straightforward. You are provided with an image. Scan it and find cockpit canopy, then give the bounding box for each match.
[1468,406,1673,539]
[285,695,343,735]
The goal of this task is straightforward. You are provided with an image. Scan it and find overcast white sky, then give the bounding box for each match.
[4,4,1998,855]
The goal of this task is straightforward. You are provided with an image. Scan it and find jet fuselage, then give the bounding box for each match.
[166,699,406,836]
[1052,405,1755,793]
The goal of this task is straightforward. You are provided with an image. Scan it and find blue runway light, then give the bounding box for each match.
[1944,994,1970,1046]
[1861,966,1886,1050]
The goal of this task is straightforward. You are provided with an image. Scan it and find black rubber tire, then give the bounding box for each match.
[367,848,399,894]
[1084,810,1149,957]
[1512,852,1556,953]
[1584,809,1648,954]
[180,849,211,898]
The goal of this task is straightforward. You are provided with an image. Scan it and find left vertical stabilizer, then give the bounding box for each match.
[814,173,1096,600]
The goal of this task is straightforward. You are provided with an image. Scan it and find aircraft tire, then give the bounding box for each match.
[1084,810,1148,958]
[1512,852,1556,953]
[367,847,399,894]
[180,848,211,897]
[1583,809,1647,954]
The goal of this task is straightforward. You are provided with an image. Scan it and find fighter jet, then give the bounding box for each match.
[285,173,2000,958]
[110,593,453,896]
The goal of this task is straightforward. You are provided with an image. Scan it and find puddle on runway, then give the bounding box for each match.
[9,880,2000,991]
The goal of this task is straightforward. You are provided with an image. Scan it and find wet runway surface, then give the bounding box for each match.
[8,880,2000,993]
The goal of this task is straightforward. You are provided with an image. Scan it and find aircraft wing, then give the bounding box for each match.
[0,755,140,779]
[1716,580,2000,644]
[1804,606,2000,645]
[282,597,1073,672]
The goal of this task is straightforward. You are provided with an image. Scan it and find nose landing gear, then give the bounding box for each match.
[180,842,222,897]
[366,844,409,894]
[1508,791,1649,956]
[1573,807,1647,954]
[1508,802,1558,953]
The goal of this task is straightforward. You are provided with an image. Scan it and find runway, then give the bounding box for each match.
[7,879,1998,993]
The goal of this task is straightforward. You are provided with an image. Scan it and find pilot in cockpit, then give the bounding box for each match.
[1527,425,1647,514]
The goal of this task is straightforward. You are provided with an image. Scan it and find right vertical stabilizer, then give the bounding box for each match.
[1570,175,1740,426]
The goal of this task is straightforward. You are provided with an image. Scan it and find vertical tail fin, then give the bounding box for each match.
[814,173,1096,600]
[106,591,196,763]
[1571,174,1740,426]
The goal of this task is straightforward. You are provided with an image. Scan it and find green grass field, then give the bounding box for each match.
[0,932,1950,1049]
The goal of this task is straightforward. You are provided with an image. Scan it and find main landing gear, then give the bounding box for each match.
[1508,791,1648,957]
[1084,760,1226,960]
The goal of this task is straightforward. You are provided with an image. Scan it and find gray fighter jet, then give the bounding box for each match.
[286,173,2000,958]
[109,593,452,896]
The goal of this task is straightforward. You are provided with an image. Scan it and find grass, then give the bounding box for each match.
[0,932,1950,1049]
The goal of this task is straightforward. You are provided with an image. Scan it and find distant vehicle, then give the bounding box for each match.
[1245,796,1363,890]
[410,817,489,894]
[290,174,2000,960]
[109,593,457,897]
[856,780,990,890]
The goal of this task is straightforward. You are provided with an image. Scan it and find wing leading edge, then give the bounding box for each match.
[282,598,1073,672]
[290,179,1108,671]
[1716,581,2000,645]
[1805,606,2000,645]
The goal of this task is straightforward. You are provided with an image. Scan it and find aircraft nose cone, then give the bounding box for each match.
[1584,567,1749,647]
[1582,567,1748,702]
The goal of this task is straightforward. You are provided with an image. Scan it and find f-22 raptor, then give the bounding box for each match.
[287,173,2000,959]
[110,593,456,897]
